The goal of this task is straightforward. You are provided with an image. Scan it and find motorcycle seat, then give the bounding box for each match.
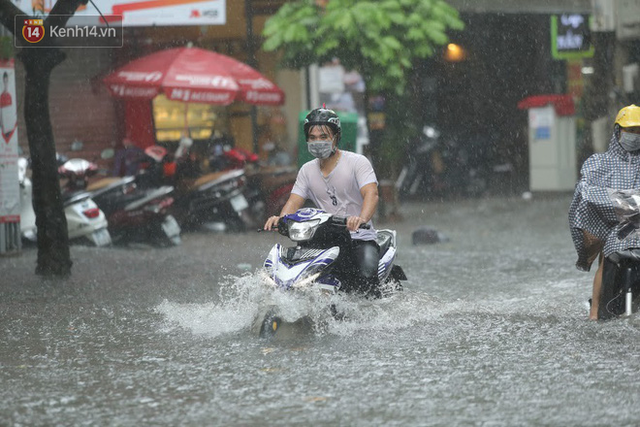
[192,169,245,191]
[62,191,92,206]
[87,177,126,192]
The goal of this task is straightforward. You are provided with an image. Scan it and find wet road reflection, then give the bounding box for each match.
[3,195,640,426]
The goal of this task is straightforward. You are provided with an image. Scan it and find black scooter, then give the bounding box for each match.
[596,189,640,319]
[395,126,489,200]
[87,175,181,246]
[136,145,256,232]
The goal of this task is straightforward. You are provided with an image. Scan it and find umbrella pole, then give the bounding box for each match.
[184,102,189,138]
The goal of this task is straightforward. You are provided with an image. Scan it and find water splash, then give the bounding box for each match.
[155,270,451,339]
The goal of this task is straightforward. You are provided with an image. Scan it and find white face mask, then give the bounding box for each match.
[619,131,640,152]
[307,140,334,159]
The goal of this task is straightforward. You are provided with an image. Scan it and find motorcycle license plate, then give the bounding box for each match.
[230,194,249,212]
[92,228,111,246]
[162,215,181,237]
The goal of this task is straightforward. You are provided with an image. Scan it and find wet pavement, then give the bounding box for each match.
[2,194,640,426]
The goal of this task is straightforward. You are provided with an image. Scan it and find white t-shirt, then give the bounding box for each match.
[291,150,378,241]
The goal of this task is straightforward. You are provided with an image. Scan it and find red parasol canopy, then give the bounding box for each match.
[103,47,285,106]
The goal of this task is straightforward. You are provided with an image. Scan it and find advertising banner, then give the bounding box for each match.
[12,0,226,27]
[0,58,20,253]
[551,14,594,60]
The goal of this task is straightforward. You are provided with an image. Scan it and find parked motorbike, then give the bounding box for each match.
[58,156,181,247]
[207,142,259,172]
[207,142,296,224]
[88,177,181,247]
[245,165,296,223]
[256,207,407,338]
[137,145,255,232]
[18,157,112,246]
[395,126,489,200]
[595,189,640,319]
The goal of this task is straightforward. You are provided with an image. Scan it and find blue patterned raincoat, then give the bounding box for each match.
[569,133,640,271]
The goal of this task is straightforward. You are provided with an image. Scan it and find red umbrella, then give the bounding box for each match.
[103,47,285,106]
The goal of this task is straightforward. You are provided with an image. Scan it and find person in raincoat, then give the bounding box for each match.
[569,104,640,319]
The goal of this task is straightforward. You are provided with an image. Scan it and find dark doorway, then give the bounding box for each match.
[416,13,567,194]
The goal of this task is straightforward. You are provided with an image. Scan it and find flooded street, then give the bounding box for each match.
[3,195,640,426]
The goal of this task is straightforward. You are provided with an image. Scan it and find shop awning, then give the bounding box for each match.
[517,94,575,116]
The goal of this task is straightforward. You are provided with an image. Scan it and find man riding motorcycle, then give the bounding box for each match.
[569,104,640,319]
[263,108,381,297]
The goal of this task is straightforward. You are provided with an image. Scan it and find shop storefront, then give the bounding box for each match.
[14,1,299,170]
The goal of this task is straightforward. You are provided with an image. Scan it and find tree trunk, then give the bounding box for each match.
[18,48,72,276]
[0,0,88,276]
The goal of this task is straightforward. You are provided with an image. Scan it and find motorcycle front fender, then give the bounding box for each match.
[264,244,340,290]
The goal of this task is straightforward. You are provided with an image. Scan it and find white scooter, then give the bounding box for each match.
[18,157,111,246]
[257,208,407,337]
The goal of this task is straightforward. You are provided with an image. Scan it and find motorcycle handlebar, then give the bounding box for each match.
[257,215,370,232]
[331,216,371,229]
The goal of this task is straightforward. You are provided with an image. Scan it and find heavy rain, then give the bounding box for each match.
[2,0,640,425]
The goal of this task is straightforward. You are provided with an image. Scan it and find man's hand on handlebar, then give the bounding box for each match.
[264,215,281,231]
[346,216,367,232]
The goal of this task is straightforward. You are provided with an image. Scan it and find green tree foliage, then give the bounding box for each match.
[262,0,464,94]
[262,0,464,182]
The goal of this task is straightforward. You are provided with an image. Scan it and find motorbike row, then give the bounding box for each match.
[18,142,297,248]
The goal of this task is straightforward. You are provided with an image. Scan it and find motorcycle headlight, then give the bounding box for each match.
[288,220,319,242]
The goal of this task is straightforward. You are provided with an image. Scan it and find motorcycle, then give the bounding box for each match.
[137,145,255,232]
[596,189,640,319]
[88,177,181,247]
[207,142,297,224]
[207,142,259,172]
[58,156,181,247]
[257,207,407,338]
[18,157,112,246]
[395,126,489,200]
[245,165,296,224]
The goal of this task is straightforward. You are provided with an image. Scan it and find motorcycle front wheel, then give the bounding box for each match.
[258,308,282,339]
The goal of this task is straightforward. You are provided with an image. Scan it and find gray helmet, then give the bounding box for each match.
[303,108,341,142]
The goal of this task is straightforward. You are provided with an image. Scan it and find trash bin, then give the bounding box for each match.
[517,94,577,191]
[297,111,358,168]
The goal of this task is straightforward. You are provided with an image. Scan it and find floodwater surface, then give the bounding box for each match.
[2,195,640,426]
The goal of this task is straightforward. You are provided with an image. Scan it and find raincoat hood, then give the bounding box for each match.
[569,133,640,271]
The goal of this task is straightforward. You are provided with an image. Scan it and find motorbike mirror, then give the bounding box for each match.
[101,148,115,160]
[56,152,69,166]
[71,140,84,151]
